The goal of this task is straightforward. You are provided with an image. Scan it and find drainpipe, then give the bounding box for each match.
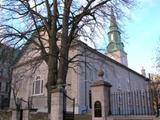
[84,47,87,112]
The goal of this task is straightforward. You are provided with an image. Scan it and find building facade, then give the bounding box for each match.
[10,12,150,114]
[0,43,18,110]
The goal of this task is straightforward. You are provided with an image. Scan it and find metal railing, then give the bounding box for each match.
[110,89,160,116]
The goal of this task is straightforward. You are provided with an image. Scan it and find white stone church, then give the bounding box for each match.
[10,12,150,114]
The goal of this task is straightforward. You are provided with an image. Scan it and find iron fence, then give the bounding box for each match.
[110,89,160,116]
[0,97,9,110]
[63,92,75,120]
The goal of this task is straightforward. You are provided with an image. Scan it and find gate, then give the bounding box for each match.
[63,92,75,120]
[110,89,160,116]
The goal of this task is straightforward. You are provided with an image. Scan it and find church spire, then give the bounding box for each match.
[107,8,124,52]
[106,8,128,66]
[110,8,118,28]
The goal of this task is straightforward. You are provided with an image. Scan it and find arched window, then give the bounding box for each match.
[94,101,102,117]
[32,76,43,96]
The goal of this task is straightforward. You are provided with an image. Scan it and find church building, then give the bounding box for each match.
[10,11,150,115]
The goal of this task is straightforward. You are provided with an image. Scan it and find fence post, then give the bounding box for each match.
[22,110,29,120]
[91,78,111,120]
[50,87,64,120]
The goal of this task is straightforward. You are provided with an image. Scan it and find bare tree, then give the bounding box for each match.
[150,75,160,116]
[156,40,160,73]
[0,43,20,119]
[0,43,19,109]
[0,0,134,115]
[10,73,34,120]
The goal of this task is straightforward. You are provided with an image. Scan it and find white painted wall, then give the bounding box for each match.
[10,41,149,114]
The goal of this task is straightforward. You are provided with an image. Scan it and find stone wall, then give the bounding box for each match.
[0,111,49,120]
[0,111,12,120]
[29,112,48,120]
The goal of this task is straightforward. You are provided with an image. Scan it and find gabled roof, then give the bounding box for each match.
[11,31,40,68]
[73,40,150,81]
[11,31,150,82]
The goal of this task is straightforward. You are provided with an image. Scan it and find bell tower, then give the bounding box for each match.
[106,9,128,66]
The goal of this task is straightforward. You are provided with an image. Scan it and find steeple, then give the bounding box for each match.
[106,8,128,66]
[107,8,124,52]
[110,8,118,29]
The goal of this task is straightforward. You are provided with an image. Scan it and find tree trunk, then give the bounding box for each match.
[46,0,59,114]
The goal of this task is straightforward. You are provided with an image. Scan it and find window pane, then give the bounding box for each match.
[0,69,3,76]
[32,82,35,95]
[35,80,40,94]
[32,78,43,95]
[5,83,9,92]
[0,82,1,91]
[41,80,43,94]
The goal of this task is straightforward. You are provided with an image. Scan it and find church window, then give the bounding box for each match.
[32,76,43,96]
[0,82,1,91]
[5,83,9,92]
[111,34,114,41]
[0,69,3,77]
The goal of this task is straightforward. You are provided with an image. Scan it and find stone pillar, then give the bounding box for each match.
[11,110,17,120]
[91,80,111,120]
[12,109,29,120]
[50,88,64,120]
[23,110,29,120]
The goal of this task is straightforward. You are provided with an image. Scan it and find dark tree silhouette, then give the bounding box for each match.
[0,0,134,116]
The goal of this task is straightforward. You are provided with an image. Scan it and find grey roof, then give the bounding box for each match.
[74,40,150,81]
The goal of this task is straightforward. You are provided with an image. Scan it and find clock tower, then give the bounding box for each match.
[106,9,128,66]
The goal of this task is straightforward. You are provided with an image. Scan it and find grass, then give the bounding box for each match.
[75,114,92,120]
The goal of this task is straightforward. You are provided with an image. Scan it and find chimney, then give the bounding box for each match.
[141,67,146,77]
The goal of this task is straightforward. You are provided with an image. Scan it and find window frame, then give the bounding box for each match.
[0,82,1,92]
[5,82,9,93]
[32,76,43,96]
[0,69,3,77]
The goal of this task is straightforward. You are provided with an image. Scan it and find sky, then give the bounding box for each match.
[120,0,160,74]
[0,0,159,75]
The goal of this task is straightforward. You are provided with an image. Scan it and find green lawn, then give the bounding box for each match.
[75,114,92,120]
